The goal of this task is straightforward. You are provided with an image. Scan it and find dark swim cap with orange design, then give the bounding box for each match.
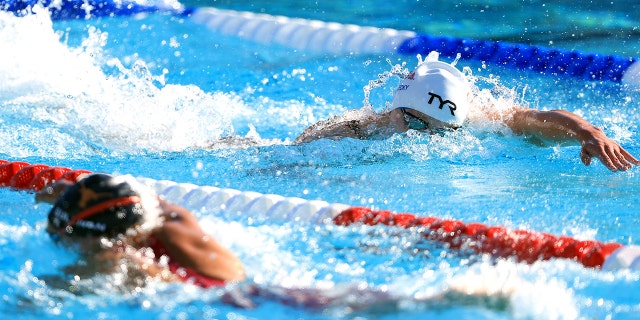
[48,174,144,238]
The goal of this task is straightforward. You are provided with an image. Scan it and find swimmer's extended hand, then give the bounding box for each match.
[507,108,639,171]
[578,126,640,171]
[35,180,74,204]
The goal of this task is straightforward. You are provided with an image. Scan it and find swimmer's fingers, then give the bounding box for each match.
[620,147,640,166]
[158,198,189,214]
[583,140,621,169]
[157,197,199,222]
[580,147,592,167]
[581,141,638,171]
[604,144,639,171]
[35,180,74,204]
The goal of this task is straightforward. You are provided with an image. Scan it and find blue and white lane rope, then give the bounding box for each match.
[2,0,639,84]
[133,176,351,225]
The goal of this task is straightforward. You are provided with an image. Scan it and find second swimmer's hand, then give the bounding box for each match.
[578,128,640,171]
[35,180,74,204]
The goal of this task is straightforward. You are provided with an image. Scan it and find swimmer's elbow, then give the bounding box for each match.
[293,134,315,144]
[503,108,537,135]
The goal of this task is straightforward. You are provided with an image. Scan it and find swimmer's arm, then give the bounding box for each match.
[294,116,378,144]
[154,199,246,282]
[249,280,514,310]
[506,108,639,171]
[294,111,404,144]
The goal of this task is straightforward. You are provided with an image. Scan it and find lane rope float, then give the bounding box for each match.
[1,159,638,271]
[1,0,639,84]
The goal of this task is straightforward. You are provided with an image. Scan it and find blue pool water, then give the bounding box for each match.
[1,0,640,319]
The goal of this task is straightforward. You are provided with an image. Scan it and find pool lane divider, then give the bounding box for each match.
[1,159,638,271]
[1,0,639,84]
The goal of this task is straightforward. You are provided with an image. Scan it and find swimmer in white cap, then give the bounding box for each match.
[294,56,639,172]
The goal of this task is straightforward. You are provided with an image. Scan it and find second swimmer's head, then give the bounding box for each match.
[47,174,145,238]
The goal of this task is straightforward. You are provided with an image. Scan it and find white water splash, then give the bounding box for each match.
[0,8,252,155]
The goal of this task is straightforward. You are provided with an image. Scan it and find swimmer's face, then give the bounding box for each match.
[46,222,80,250]
[400,108,454,131]
[46,221,107,253]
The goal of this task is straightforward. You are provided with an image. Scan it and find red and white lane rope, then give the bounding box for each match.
[1,159,637,270]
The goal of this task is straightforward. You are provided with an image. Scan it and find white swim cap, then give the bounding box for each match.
[391,61,470,127]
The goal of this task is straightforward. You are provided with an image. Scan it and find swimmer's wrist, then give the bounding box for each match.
[575,124,604,143]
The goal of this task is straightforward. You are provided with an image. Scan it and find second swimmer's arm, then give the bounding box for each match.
[154,199,246,282]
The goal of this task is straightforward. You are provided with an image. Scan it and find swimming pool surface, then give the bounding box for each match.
[1,0,640,319]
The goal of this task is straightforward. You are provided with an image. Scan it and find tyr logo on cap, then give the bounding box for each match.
[427,92,457,116]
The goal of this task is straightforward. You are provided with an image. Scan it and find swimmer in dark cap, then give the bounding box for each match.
[38,174,408,308]
[35,174,545,311]
[38,173,246,287]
